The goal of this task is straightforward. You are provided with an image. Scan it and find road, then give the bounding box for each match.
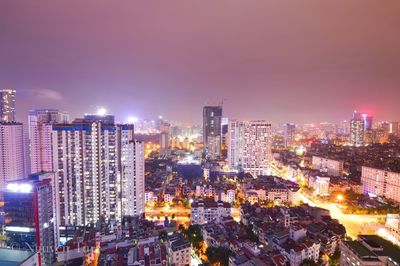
[298,191,384,238]
[270,162,385,238]
[145,205,241,226]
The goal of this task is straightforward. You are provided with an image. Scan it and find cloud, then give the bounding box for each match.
[29,88,64,101]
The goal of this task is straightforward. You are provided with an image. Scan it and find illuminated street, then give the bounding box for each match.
[271,163,385,239]
[298,191,384,238]
[145,205,241,226]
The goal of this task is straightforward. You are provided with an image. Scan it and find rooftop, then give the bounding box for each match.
[0,249,36,266]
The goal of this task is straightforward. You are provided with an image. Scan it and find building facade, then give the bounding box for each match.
[120,140,145,217]
[361,166,400,203]
[52,115,142,226]
[4,173,58,266]
[311,156,344,177]
[284,123,296,148]
[28,109,69,173]
[190,200,231,225]
[0,122,26,190]
[350,111,365,147]
[228,120,272,176]
[0,89,16,122]
[203,106,222,160]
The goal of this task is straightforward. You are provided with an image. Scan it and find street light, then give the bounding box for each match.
[337,195,344,202]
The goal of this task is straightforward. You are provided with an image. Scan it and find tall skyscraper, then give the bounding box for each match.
[227,119,245,170]
[28,109,69,173]
[0,89,16,122]
[389,122,399,136]
[350,111,364,146]
[362,113,373,131]
[0,122,26,190]
[120,140,145,217]
[283,123,296,147]
[52,114,143,226]
[228,120,272,176]
[4,173,58,266]
[203,106,222,159]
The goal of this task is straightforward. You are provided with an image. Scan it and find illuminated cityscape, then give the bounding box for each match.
[1,1,400,266]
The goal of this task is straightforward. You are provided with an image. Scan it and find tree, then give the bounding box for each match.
[300,259,319,266]
[183,224,203,249]
[159,230,168,242]
[205,247,231,266]
[328,250,341,266]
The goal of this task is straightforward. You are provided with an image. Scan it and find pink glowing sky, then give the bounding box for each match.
[1,0,400,124]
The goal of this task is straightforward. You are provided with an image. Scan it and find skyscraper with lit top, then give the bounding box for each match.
[0,89,16,122]
[350,110,364,146]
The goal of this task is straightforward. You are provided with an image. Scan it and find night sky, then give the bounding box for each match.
[1,1,400,124]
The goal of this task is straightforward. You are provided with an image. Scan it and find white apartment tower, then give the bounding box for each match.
[52,116,144,226]
[120,140,145,217]
[227,119,245,170]
[29,109,69,173]
[0,122,26,190]
[228,120,272,176]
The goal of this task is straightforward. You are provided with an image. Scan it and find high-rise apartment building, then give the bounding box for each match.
[361,166,400,203]
[0,89,16,122]
[0,122,26,190]
[52,115,142,226]
[228,120,272,176]
[227,119,245,170]
[284,123,296,147]
[203,106,222,159]
[28,109,69,173]
[4,173,58,266]
[389,122,399,136]
[120,140,145,217]
[350,111,364,146]
[159,122,171,156]
[362,114,373,131]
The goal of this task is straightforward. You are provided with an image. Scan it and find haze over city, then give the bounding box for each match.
[1,0,400,124]
[2,1,400,266]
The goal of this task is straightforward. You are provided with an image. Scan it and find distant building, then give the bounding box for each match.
[361,166,400,203]
[0,122,26,190]
[389,122,399,136]
[159,122,171,156]
[0,89,16,122]
[203,106,222,160]
[4,173,58,266]
[190,200,231,225]
[284,123,296,148]
[350,111,364,146]
[311,156,344,177]
[28,109,69,173]
[362,114,373,131]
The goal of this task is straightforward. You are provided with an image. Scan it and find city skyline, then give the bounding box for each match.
[1,1,400,124]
